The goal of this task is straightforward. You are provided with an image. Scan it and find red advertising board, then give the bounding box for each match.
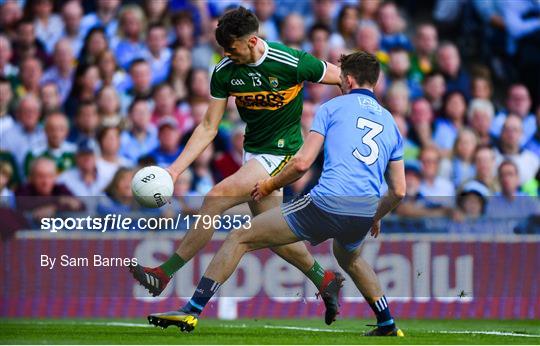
[1,232,538,319]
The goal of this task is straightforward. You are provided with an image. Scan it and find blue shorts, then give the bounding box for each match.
[281,194,374,252]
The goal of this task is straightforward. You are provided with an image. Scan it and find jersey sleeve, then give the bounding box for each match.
[310,104,330,137]
[296,51,327,83]
[209,65,229,99]
[390,124,404,161]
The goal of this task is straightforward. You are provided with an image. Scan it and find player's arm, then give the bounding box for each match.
[370,160,406,237]
[167,97,227,181]
[251,131,324,201]
[319,62,341,86]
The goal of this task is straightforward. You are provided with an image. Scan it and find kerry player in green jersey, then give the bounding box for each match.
[130,7,344,324]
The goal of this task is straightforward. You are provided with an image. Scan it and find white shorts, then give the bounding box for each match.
[243,151,294,176]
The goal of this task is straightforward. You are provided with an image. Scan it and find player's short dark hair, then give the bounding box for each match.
[215,7,259,50]
[339,51,380,87]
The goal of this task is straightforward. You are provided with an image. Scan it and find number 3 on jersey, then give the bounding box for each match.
[353,117,383,165]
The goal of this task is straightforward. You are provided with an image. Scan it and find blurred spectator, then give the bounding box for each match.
[120,97,158,163]
[0,76,14,136]
[490,84,536,146]
[306,0,337,30]
[355,20,383,59]
[410,23,438,82]
[359,0,381,22]
[148,116,183,167]
[80,0,120,40]
[97,167,135,214]
[151,83,193,134]
[301,101,316,138]
[23,112,76,176]
[68,101,100,144]
[15,157,82,221]
[254,0,279,42]
[0,161,15,208]
[122,58,153,108]
[308,23,331,61]
[60,0,85,57]
[11,19,49,65]
[500,0,540,106]
[384,81,410,119]
[495,114,539,184]
[395,161,451,218]
[525,105,540,157]
[41,38,75,103]
[468,98,496,146]
[440,128,478,188]
[57,139,111,198]
[78,27,109,65]
[64,63,100,118]
[170,10,197,50]
[433,91,467,156]
[96,49,127,89]
[0,95,46,171]
[377,1,412,52]
[143,0,170,26]
[14,56,43,98]
[0,34,18,79]
[96,126,132,182]
[167,47,192,102]
[454,180,489,220]
[332,5,358,50]
[192,144,216,195]
[185,68,210,104]
[0,1,23,40]
[470,145,499,193]
[213,123,244,180]
[421,71,446,114]
[418,146,455,206]
[470,69,493,101]
[408,97,434,149]
[165,168,201,215]
[386,47,422,99]
[436,41,471,99]
[96,85,122,127]
[143,23,172,84]
[114,4,146,70]
[39,82,62,114]
[486,160,540,218]
[280,13,305,50]
[25,0,63,54]
[394,115,419,161]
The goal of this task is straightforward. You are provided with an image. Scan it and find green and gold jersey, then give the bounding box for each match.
[210,41,327,155]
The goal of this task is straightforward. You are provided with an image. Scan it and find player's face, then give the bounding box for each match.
[223,36,255,64]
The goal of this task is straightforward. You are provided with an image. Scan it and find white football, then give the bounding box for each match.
[131,166,174,208]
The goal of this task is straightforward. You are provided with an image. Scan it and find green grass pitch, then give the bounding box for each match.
[1,318,539,344]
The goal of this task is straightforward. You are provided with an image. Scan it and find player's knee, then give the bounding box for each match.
[226,229,251,250]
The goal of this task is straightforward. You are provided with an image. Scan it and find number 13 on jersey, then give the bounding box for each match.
[353,117,383,165]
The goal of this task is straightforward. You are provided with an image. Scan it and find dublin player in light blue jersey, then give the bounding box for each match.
[147,51,406,337]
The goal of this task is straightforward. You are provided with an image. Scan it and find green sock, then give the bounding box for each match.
[305,260,326,289]
[159,253,186,277]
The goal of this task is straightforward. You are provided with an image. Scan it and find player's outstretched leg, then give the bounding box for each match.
[332,240,404,337]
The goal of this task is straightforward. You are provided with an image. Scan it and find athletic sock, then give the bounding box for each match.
[159,253,186,277]
[182,276,222,315]
[305,260,326,289]
[369,296,395,331]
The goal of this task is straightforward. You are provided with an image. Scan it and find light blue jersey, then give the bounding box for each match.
[310,89,403,217]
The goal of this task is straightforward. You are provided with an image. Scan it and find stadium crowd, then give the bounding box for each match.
[0,0,539,232]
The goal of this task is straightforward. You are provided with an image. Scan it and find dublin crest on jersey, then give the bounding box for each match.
[269,77,279,88]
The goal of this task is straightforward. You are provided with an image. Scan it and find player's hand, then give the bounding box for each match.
[370,220,381,238]
[165,167,181,183]
[251,178,274,202]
